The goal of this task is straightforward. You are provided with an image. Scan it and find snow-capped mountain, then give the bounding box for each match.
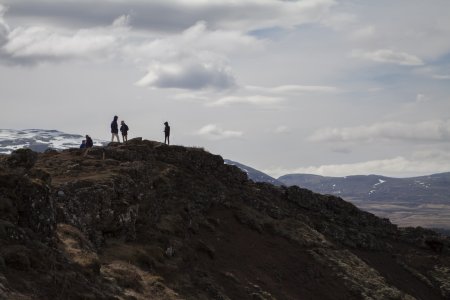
[278,173,450,230]
[0,129,103,154]
[226,160,450,230]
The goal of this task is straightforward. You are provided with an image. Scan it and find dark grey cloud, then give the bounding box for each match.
[0,5,9,45]
[3,0,335,32]
[5,1,186,32]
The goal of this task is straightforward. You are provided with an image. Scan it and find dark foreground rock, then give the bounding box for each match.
[0,139,449,299]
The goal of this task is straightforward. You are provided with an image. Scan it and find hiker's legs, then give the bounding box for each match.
[112,133,120,142]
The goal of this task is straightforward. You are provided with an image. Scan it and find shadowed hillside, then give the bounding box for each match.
[1,139,449,299]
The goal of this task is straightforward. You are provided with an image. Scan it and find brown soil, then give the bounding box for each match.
[354,249,442,300]
[183,207,359,300]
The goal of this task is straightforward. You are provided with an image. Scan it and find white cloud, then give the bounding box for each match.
[124,21,262,62]
[112,14,131,28]
[132,21,262,90]
[1,13,258,90]
[135,59,236,90]
[179,21,263,54]
[247,84,341,94]
[415,93,430,103]
[4,27,117,59]
[204,84,339,106]
[196,124,243,140]
[1,14,129,63]
[350,26,375,40]
[265,151,450,178]
[274,125,290,134]
[321,11,356,30]
[309,120,450,143]
[352,49,424,66]
[432,74,450,80]
[209,95,282,106]
[169,82,340,106]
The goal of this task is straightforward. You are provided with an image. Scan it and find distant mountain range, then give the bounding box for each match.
[278,172,450,205]
[1,129,449,230]
[227,160,450,230]
[278,173,450,229]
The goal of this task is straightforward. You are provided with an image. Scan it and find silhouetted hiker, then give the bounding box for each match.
[85,135,93,148]
[164,121,170,145]
[80,140,86,149]
[83,135,94,157]
[120,121,129,142]
[111,115,120,143]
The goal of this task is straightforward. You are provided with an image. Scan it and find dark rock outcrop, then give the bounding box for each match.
[0,141,449,299]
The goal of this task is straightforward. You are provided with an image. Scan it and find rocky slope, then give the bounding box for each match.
[1,139,449,299]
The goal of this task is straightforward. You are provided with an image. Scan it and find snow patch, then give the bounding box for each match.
[373,178,386,188]
[0,129,103,154]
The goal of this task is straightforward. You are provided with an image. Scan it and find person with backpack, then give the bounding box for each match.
[83,135,94,157]
[120,121,129,142]
[85,135,93,148]
[111,116,120,143]
[164,121,170,145]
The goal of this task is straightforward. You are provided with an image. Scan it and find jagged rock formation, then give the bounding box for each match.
[0,140,449,299]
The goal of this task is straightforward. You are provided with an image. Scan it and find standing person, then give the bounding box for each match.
[164,121,170,145]
[84,135,94,157]
[85,135,93,148]
[120,121,129,142]
[111,116,120,143]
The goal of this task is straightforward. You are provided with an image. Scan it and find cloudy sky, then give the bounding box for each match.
[1,0,450,178]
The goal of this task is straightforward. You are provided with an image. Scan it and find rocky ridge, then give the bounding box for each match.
[0,139,449,299]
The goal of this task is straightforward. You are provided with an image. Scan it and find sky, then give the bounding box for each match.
[1,0,450,178]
